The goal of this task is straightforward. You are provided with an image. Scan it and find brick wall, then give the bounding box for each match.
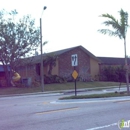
[18,65,37,81]
[58,47,91,81]
[18,64,48,82]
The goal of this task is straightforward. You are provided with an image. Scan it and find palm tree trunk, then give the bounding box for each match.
[124,38,129,94]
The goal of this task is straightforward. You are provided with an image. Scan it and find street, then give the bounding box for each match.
[0,92,130,130]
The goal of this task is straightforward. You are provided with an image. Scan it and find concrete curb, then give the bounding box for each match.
[51,96,130,104]
[0,91,63,98]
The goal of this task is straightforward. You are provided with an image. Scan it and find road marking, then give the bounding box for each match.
[86,123,117,130]
[42,102,49,104]
[114,100,130,103]
[36,107,79,115]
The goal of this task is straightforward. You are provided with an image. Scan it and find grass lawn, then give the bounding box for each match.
[0,81,125,95]
[59,92,130,100]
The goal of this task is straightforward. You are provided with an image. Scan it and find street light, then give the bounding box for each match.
[40,6,47,92]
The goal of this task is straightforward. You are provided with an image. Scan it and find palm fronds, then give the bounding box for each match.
[98,29,120,37]
[98,9,129,39]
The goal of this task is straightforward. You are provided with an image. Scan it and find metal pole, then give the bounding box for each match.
[40,18,44,92]
[74,66,77,96]
[75,79,77,96]
[40,6,47,92]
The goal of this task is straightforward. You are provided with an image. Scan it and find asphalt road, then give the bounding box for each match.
[0,92,130,130]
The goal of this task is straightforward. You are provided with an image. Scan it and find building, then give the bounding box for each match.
[0,65,10,87]
[98,56,130,71]
[17,45,101,83]
[97,57,130,81]
[1,46,128,87]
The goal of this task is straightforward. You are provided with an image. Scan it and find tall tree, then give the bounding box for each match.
[0,10,40,86]
[98,9,130,94]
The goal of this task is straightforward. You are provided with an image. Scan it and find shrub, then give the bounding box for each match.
[101,65,127,82]
[44,75,66,84]
[32,81,40,87]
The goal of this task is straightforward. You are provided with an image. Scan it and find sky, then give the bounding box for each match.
[0,0,130,57]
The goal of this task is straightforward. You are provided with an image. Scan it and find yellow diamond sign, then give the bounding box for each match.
[72,70,78,79]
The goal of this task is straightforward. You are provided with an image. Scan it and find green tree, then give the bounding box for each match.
[98,9,130,94]
[0,10,40,86]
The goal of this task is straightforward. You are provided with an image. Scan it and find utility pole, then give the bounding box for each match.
[40,6,47,92]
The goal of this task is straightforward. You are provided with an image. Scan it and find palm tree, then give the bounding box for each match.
[98,9,130,94]
[44,54,57,75]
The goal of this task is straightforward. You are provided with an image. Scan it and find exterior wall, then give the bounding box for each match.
[19,65,49,80]
[42,59,59,76]
[51,59,59,75]
[18,65,37,81]
[0,72,6,87]
[90,57,99,80]
[43,66,48,75]
[58,48,91,81]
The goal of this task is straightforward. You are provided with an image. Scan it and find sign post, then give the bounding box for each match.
[71,54,78,96]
